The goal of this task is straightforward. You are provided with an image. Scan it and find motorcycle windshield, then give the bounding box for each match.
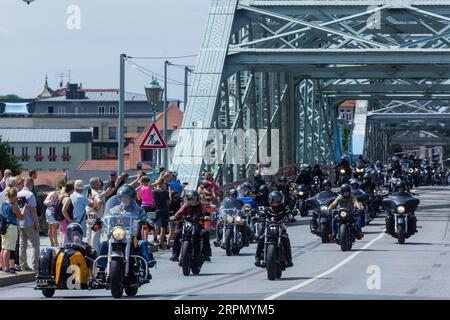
[382,194,420,212]
[309,192,336,207]
[220,197,242,210]
[102,215,136,238]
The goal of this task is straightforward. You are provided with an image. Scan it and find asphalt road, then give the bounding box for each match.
[1,186,449,300]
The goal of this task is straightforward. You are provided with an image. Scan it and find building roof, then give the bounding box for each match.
[39,91,148,102]
[78,160,152,171]
[0,128,92,143]
[154,104,184,132]
[37,76,55,99]
[340,100,356,108]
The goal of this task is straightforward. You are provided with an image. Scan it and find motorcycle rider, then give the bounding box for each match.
[350,178,366,195]
[310,179,337,233]
[360,172,376,194]
[335,155,351,185]
[311,164,325,190]
[254,191,293,268]
[255,184,270,208]
[96,185,156,279]
[328,184,365,240]
[295,164,313,186]
[169,191,212,262]
[385,181,418,235]
[276,176,295,212]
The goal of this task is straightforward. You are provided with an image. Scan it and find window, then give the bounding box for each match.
[93,146,101,160]
[49,147,56,162]
[109,106,116,114]
[35,147,43,162]
[57,106,65,115]
[63,147,70,156]
[48,106,54,114]
[124,127,128,134]
[8,147,14,155]
[93,127,99,140]
[21,147,29,162]
[98,106,105,114]
[109,127,117,140]
[137,127,145,133]
[339,108,353,122]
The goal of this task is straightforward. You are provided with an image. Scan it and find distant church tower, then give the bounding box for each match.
[37,75,55,99]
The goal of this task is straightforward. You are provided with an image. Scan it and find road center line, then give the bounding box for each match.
[264,230,386,300]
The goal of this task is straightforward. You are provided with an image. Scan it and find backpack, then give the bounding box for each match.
[0,203,9,235]
[52,196,73,222]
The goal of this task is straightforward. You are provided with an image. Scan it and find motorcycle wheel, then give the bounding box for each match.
[225,229,232,256]
[266,244,278,281]
[110,258,124,298]
[339,224,350,252]
[42,288,55,298]
[181,241,192,276]
[232,247,241,255]
[276,268,282,279]
[397,224,406,244]
[320,224,329,243]
[125,286,138,297]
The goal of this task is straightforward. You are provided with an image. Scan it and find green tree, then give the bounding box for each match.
[342,122,350,152]
[0,94,22,100]
[0,140,22,175]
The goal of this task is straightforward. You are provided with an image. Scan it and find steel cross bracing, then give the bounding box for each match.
[172,0,450,187]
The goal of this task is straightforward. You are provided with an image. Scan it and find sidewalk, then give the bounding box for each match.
[0,235,52,287]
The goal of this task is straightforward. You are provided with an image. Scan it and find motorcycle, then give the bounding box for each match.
[308,191,336,243]
[173,215,210,276]
[250,206,266,243]
[336,166,351,185]
[215,201,247,256]
[35,230,97,298]
[259,214,289,280]
[382,193,420,244]
[242,203,258,243]
[333,208,361,251]
[293,184,311,217]
[92,214,151,298]
[352,162,366,180]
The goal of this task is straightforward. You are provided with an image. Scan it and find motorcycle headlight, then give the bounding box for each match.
[298,191,304,196]
[340,211,348,218]
[397,206,406,214]
[268,225,279,237]
[409,169,414,173]
[226,215,234,224]
[340,169,346,174]
[112,227,126,241]
[320,206,328,212]
[415,168,419,172]
[357,168,364,173]
[236,216,242,222]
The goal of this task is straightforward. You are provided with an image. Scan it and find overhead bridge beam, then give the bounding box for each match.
[391,137,450,146]
[367,112,450,123]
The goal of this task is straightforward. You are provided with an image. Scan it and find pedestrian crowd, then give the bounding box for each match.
[0,168,186,274]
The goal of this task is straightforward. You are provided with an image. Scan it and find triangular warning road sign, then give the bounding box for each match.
[140,123,167,149]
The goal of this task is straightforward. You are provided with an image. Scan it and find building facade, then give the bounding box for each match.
[0,128,92,171]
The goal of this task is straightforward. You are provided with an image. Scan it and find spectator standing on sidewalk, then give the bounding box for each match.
[43,189,61,247]
[60,181,75,244]
[137,175,155,242]
[86,177,104,252]
[0,177,18,264]
[70,180,94,237]
[0,170,12,192]
[0,187,26,274]
[0,170,3,192]
[153,176,171,249]
[17,177,40,271]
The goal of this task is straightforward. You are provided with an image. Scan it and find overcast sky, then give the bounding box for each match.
[0,0,210,101]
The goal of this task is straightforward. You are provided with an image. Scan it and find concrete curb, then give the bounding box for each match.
[0,272,36,288]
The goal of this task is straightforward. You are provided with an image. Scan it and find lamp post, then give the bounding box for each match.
[145,78,164,170]
[163,60,170,170]
[118,53,127,175]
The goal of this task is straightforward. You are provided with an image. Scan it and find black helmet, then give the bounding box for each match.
[375,160,382,166]
[392,156,400,163]
[185,190,200,204]
[117,185,136,200]
[395,181,406,189]
[299,164,309,173]
[259,184,269,195]
[66,223,83,244]
[340,184,351,194]
[350,179,360,187]
[268,191,284,206]
[277,176,288,183]
[313,164,320,170]
[228,188,238,198]
[322,179,332,187]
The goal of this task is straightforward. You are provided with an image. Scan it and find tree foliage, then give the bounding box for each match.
[0,94,22,100]
[0,140,22,175]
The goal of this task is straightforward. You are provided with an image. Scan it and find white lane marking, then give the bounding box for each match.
[264,230,386,300]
